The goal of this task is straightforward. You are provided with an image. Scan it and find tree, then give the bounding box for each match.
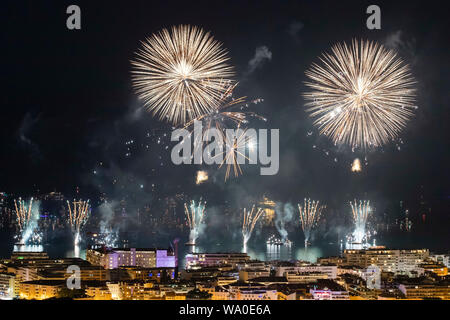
[186,288,212,300]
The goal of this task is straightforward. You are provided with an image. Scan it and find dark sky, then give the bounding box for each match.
[1,1,449,227]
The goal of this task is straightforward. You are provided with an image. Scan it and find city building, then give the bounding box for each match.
[236,288,278,300]
[185,252,250,269]
[310,288,350,300]
[275,265,338,279]
[429,254,450,268]
[285,272,328,283]
[398,283,450,300]
[86,248,176,269]
[0,272,17,299]
[344,247,429,275]
[108,266,176,282]
[11,251,49,261]
[418,262,448,276]
[362,265,381,289]
[317,256,345,265]
[19,280,64,300]
[84,281,112,300]
[239,269,271,281]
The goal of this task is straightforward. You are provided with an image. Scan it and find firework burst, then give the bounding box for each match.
[184,200,206,245]
[67,200,91,245]
[350,199,371,243]
[304,39,416,149]
[242,205,264,251]
[298,199,325,247]
[131,25,235,126]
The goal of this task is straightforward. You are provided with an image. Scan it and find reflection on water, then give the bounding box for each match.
[295,246,323,263]
[266,243,292,261]
[185,244,199,254]
[4,235,377,267]
[74,244,80,258]
[66,245,86,260]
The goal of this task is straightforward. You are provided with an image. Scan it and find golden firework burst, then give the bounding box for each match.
[304,39,416,148]
[131,25,235,125]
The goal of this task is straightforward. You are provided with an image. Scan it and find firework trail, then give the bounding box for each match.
[184,83,264,182]
[242,205,264,252]
[131,25,235,126]
[67,200,91,245]
[350,199,371,243]
[14,197,33,233]
[184,200,206,245]
[216,124,256,181]
[14,197,38,244]
[298,199,325,247]
[183,82,265,135]
[304,39,416,149]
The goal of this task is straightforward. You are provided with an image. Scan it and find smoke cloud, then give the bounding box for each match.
[245,46,272,76]
[274,202,295,241]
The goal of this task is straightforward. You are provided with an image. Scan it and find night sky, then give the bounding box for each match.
[1,1,449,241]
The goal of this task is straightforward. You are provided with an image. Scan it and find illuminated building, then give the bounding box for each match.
[247,276,288,285]
[285,272,328,283]
[156,249,176,268]
[275,265,337,279]
[216,276,239,286]
[239,269,271,281]
[317,256,345,265]
[86,247,176,269]
[236,289,278,300]
[105,281,192,300]
[362,265,381,289]
[11,251,49,260]
[309,280,349,300]
[429,254,450,268]
[238,260,267,270]
[39,266,108,281]
[185,252,250,269]
[0,273,18,299]
[418,263,448,276]
[398,283,450,300]
[343,247,429,275]
[14,267,39,282]
[310,288,349,300]
[180,267,220,281]
[2,257,96,284]
[106,281,155,300]
[164,291,186,300]
[19,280,64,300]
[276,286,310,300]
[85,282,112,300]
[108,266,176,282]
[211,287,231,300]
